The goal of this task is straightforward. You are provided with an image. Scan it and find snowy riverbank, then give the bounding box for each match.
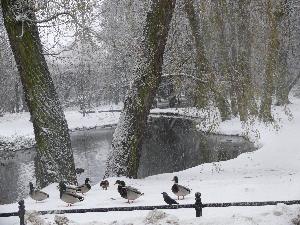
[0,105,122,151]
[0,100,287,151]
[1,98,300,224]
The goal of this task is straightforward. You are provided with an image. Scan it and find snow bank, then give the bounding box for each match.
[18,207,300,225]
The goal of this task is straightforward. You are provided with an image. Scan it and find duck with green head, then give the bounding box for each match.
[115,180,144,203]
[59,181,84,206]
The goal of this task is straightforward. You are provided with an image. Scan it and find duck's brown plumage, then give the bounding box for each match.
[59,182,84,206]
[29,182,49,202]
[115,180,143,203]
[171,176,190,200]
[100,180,109,190]
[77,178,91,194]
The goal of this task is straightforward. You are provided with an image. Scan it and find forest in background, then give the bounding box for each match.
[0,0,299,122]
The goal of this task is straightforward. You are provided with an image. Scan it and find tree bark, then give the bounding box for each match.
[212,0,234,120]
[1,0,77,187]
[288,72,300,93]
[183,0,231,121]
[105,0,176,178]
[235,0,257,121]
[227,1,239,117]
[275,0,290,106]
[14,79,20,113]
[260,0,284,121]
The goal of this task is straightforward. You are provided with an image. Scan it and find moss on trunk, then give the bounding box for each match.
[260,0,281,122]
[105,0,176,178]
[1,0,77,187]
[184,0,231,121]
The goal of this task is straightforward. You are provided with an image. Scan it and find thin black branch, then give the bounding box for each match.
[35,12,72,23]
[288,72,300,92]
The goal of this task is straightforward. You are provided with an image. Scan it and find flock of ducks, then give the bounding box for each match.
[28,176,191,206]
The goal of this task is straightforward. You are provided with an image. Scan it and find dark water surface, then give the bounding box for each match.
[0,117,255,205]
[0,128,114,205]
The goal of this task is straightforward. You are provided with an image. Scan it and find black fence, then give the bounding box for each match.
[1,193,300,225]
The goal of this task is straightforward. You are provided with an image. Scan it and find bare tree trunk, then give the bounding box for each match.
[1,0,77,187]
[212,0,233,120]
[260,0,288,120]
[235,0,257,122]
[14,80,19,113]
[227,1,239,117]
[275,0,290,106]
[184,0,231,121]
[288,72,300,93]
[105,0,176,178]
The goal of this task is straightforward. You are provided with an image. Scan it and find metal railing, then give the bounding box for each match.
[1,193,300,225]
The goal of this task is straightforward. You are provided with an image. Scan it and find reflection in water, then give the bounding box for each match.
[138,117,256,178]
[0,150,35,205]
[71,129,114,185]
[0,128,114,205]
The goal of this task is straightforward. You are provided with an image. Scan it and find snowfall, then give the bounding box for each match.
[1,98,300,225]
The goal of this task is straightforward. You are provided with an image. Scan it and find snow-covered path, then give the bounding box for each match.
[1,99,300,225]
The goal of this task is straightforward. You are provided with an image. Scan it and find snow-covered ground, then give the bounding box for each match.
[0,104,123,139]
[0,105,122,151]
[1,99,300,225]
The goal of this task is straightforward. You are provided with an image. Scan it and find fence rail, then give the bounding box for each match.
[205,200,300,207]
[1,193,300,225]
[34,204,196,215]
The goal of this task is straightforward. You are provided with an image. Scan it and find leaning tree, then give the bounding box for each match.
[1,0,77,187]
[105,0,176,178]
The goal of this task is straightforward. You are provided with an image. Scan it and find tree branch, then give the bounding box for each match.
[24,11,104,42]
[288,72,300,92]
[35,11,72,23]
[162,73,207,84]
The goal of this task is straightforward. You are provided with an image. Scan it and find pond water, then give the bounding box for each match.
[0,128,114,205]
[0,117,255,205]
[138,117,256,177]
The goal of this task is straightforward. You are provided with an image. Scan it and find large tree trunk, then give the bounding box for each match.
[235,0,257,122]
[212,0,233,120]
[1,0,77,187]
[104,0,176,178]
[227,1,239,117]
[260,0,285,121]
[183,0,231,121]
[275,0,290,106]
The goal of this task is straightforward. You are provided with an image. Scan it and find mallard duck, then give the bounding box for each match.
[57,181,80,194]
[75,168,85,175]
[77,178,91,194]
[161,192,179,205]
[115,180,144,203]
[100,180,109,190]
[171,176,191,200]
[29,182,49,202]
[59,182,84,206]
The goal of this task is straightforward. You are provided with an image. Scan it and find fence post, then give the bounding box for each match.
[18,200,25,225]
[195,192,202,217]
